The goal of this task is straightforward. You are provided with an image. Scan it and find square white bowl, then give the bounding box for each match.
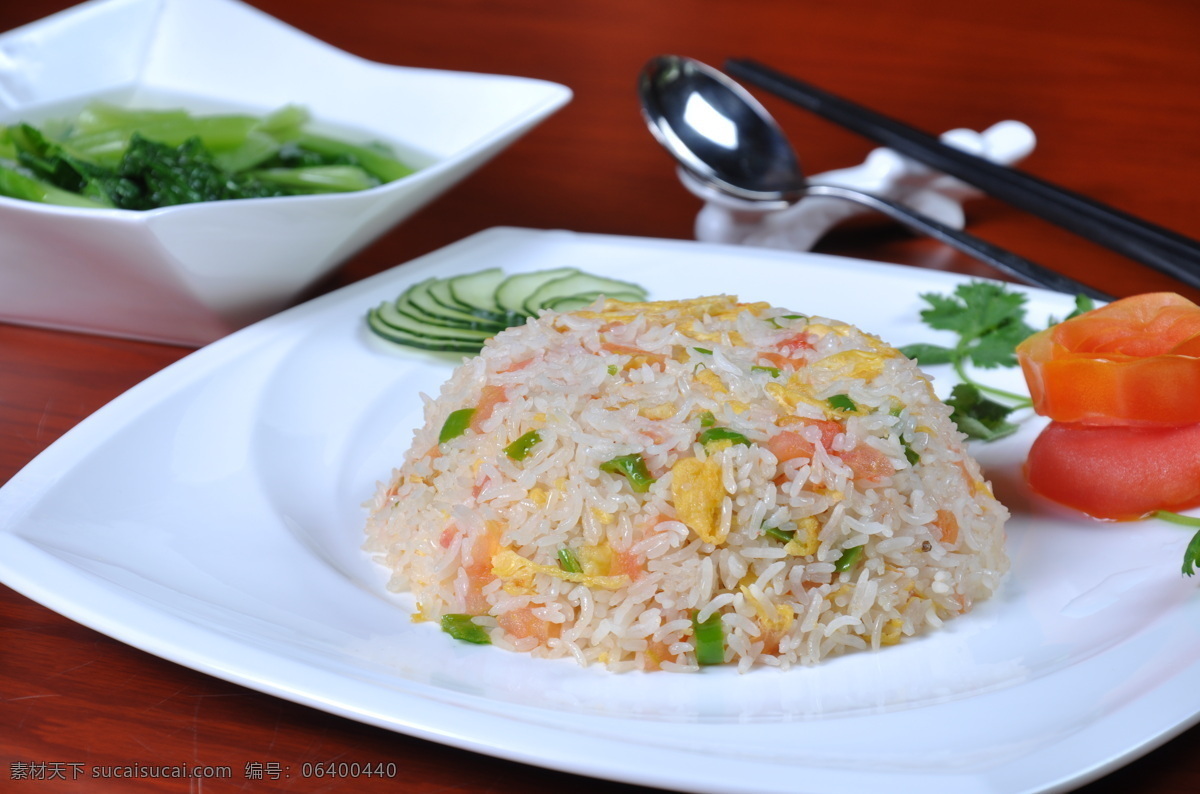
[0,0,571,346]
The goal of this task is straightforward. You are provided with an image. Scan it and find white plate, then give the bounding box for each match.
[2,228,1198,794]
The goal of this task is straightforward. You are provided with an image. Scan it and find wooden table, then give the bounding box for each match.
[3,1,1199,791]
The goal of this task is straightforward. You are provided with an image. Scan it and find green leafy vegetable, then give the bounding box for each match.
[438,408,476,443]
[698,427,752,448]
[0,102,414,209]
[751,365,781,377]
[693,347,713,355]
[691,610,725,666]
[599,453,656,493]
[503,430,542,460]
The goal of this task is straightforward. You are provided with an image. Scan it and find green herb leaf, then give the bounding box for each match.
[1152,511,1200,577]
[693,347,713,355]
[751,364,781,377]
[897,343,956,365]
[945,383,1019,441]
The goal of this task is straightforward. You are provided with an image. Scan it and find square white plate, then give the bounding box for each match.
[2,228,1198,793]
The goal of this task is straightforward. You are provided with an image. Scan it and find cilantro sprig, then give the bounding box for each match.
[899,282,1094,442]
[1153,511,1200,577]
[899,283,1200,580]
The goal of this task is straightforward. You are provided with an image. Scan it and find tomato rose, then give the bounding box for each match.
[1025,421,1200,520]
[1016,292,1200,426]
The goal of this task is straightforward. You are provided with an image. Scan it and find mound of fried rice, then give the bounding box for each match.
[364,295,1009,672]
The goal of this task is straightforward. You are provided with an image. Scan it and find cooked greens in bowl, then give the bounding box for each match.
[0,103,416,209]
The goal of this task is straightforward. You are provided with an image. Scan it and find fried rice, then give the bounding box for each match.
[363,295,1009,672]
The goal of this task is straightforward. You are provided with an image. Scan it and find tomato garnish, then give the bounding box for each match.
[1025,421,1200,520]
[1016,292,1200,426]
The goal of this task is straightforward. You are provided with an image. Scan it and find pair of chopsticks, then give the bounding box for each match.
[725,58,1200,293]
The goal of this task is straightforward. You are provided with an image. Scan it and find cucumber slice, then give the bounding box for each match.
[494,267,579,318]
[367,308,481,353]
[523,272,648,316]
[446,268,508,321]
[403,278,507,331]
[542,291,645,312]
[373,300,495,343]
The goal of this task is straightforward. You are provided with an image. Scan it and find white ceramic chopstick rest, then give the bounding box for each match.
[683,120,1036,252]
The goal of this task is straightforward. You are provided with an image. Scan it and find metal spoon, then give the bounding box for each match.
[638,55,1111,300]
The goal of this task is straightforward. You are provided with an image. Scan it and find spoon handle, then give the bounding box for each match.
[805,184,1114,301]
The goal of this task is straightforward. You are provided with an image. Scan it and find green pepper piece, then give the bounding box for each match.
[834,545,864,572]
[440,614,491,644]
[827,394,858,413]
[504,430,542,460]
[698,427,752,447]
[691,610,725,666]
[763,526,795,543]
[599,453,656,493]
[439,408,476,443]
[557,547,583,574]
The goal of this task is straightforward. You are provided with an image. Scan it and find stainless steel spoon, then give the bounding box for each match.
[638,55,1111,300]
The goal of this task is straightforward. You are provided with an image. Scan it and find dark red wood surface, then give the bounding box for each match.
[2,1,1199,791]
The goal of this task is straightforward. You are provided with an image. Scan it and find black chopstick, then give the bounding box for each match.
[724,58,1200,292]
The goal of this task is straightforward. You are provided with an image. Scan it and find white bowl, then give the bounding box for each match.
[0,0,571,346]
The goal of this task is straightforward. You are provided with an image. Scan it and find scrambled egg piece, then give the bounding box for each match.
[693,367,726,395]
[783,517,821,556]
[811,349,888,382]
[670,457,726,544]
[880,618,904,646]
[571,296,770,330]
[764,377,826,414]
[491,549,629,594]
[740,586,796,634]
[639,402,676,420]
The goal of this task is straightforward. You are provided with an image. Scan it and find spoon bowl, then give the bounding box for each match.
[638,55,1112,300]
[639,55,804,208]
